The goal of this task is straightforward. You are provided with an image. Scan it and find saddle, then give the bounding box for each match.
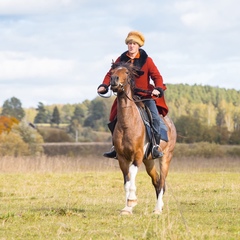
[136,100,168,158]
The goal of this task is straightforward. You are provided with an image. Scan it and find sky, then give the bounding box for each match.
[0,0,239,108]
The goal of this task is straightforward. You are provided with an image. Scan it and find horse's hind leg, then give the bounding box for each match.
[154,152,173,214]
[143,159,163,213]
[144,155,171,214]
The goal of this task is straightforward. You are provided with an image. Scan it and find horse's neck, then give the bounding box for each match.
[117,91,139,125]
[117,92,134,107]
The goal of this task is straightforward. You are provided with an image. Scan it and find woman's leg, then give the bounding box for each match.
[144,100,163,158]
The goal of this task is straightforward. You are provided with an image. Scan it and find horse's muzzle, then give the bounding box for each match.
[110,75,119,91]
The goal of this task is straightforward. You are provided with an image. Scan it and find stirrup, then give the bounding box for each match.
[152,145,163,159]
[103,146,117,159]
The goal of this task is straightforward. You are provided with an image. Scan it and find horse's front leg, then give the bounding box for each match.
[126,164,138,207]
[119,161,138,215]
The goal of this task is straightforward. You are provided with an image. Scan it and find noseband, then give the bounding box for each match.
[110,67,135,101]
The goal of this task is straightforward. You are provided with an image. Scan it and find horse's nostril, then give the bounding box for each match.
[111,76,119,86]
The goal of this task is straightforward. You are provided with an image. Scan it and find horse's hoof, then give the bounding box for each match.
[121,206,133,215]
[120,210,132,215]
[127,199,137,207]
[153,209,162,215]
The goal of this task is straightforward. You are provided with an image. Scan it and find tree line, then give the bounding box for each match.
[1,84,240,144]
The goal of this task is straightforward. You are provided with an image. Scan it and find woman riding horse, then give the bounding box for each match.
[99,61,176,214]
[97,30,169,159]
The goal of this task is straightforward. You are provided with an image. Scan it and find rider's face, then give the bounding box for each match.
[127,41,140,55]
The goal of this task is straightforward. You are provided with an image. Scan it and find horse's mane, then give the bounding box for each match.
[111,61,141,79]
[111,61,143,90]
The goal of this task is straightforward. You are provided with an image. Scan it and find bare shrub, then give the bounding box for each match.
[0,120,44,157]
[38,127,74,142]
[226,147,240,157]
[0,132,29,156]
[174,142,225,158]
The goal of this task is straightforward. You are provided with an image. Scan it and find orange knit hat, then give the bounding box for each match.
[125,31,145,47]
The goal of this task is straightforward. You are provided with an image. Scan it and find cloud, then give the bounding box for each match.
[0,51,76,82]
[0,0,239,109]
[0,0,82,15]
[175,0,240,31]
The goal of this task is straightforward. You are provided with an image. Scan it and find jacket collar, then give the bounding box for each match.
[120,49,148,69]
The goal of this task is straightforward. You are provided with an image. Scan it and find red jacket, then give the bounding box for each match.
[102,49,168,121]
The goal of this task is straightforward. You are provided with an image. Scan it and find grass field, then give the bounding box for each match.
[0,155,239,240]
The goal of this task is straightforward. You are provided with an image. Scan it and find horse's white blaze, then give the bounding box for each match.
[154,188,164,213]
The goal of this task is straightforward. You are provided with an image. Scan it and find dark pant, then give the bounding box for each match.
[143,99,161,135]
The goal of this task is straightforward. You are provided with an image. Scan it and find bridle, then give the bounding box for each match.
[98,64,159,102]
[114,73,134,100]
[112,67,159,103]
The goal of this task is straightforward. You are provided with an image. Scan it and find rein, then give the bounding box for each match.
[101,63,159,102]
[119,77,159,103]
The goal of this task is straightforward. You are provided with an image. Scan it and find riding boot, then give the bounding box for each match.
[103,119,117,159]
[152,133,163,159]
[103,146,117,158]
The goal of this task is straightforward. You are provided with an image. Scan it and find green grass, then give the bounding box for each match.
[0,157,239,239]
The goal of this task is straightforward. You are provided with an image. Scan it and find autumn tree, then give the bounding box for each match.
[0,116,19,134]
[0,120,44,157]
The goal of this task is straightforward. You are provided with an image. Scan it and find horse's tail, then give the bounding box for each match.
[163,115,177,153]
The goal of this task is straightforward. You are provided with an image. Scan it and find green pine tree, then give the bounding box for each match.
[34,102,48,124]
[51,106,61,126]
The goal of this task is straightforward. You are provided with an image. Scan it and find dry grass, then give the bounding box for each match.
[0,146,239,239]
[0,154,239,173]
[0,163,239,239]
[0,155,240,240]
[0,155,117,173]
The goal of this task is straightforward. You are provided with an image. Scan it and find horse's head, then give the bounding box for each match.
[110,62,137,93]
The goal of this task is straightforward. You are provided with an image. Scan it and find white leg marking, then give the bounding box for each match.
[154,188,164,214]
[122,164,138,213]
[128,164,138,201]
[124,180,130,204]
[122,179,133,214]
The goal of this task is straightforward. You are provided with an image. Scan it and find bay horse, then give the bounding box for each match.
[110,62,177,214]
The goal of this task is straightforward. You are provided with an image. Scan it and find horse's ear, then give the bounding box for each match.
[111,60,117,69]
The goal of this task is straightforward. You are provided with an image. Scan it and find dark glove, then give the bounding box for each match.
[154,87,164,97]
[97,84,109,94]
